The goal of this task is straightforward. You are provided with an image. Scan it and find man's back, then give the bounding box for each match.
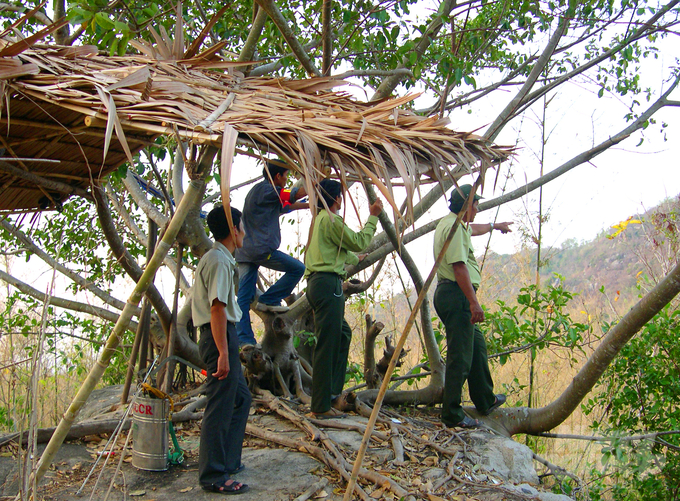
[237,181,283,263]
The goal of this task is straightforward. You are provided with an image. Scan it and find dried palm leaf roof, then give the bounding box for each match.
[0,21,512,215]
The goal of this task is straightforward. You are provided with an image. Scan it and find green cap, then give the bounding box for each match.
[449,184,482,212]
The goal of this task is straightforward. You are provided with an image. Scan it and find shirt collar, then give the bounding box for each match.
[213,241,236,264]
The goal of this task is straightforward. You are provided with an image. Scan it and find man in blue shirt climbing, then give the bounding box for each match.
[235,161,309,346]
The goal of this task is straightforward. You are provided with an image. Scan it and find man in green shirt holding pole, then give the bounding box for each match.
[433,184,513,428]
[305,179,383,419]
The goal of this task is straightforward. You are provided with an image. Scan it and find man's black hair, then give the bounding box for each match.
[263,161,289,181]
[207,205,242,241]
[317,179,342,209]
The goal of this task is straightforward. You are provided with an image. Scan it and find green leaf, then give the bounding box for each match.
[94,12,115,30]
[109,38,119,57]
[114,21,129,33]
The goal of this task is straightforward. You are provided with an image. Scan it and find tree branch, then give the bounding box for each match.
[106,186,192,294]
[322,0,332,76]
[93,185,173,334]
[493,1,680,138]
[0,269,139,330]
[122,170,168,228]
[363,183,445,382]
[0,218,127,312]
[500,258,680,435]
[236,5,268,75]
[333,68,414,80]
[484,16,568,141]
[0,160,92,201]
[354,74,680,272]
[254,0,321,76]
[0,3,52,25]
[372,0,458,101]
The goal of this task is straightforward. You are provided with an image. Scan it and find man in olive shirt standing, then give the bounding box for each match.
[305,179,383,419]
[433,184,513,428]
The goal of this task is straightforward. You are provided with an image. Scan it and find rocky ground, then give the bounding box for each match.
[0,388,576,501]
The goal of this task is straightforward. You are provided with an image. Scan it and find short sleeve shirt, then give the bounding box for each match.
[192,241,242,327]
[433,212,481,287]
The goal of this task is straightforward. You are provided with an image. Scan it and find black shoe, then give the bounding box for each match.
[482,394,506,416]
[453,416,481,429]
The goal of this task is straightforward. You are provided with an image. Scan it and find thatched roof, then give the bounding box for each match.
[0,29,512,214]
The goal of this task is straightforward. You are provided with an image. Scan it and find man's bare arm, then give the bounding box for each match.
[287,201,310,211]
[469,222,513,236]
[210,299,230,380]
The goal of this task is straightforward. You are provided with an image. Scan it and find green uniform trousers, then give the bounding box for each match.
[307,272,352,413]
[434,280,496,425]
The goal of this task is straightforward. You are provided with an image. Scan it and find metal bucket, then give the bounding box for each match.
[131,397,169,471]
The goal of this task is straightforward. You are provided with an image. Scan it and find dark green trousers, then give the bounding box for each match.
[307,272,352,413]
[434,280,495,425]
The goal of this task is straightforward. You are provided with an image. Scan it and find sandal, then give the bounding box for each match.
[201,479,249,495]
[227,463,245,475]
[482,394,506,416]
[308,408,347,420]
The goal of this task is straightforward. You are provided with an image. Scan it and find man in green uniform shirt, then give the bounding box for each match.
[305,179,383,419]
[433,184,513,428]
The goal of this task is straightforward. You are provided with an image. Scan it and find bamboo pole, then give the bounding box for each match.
[31,178,205,487]
[343,179,481,500]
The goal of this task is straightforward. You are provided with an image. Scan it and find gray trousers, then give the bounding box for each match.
[198,322,251,486]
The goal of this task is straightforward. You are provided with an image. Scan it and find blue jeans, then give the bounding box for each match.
[236,250,305,345]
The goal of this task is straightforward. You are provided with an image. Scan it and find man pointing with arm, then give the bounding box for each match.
[433,184,513,429]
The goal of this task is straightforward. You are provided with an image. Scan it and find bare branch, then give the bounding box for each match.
[0,3,52,25]
[254,0,322,76]
[0,218,127,311]
[105,186,192,293]
[539,430,680,446]
[363,183,445,380]
[355,73,680,272]
[93,185,173,334]
[500,257,680,435]
[0,160,92,201]
[372,0,458,101]
[485,16,568,141]
[0,269,139,330]
[499,2,680,136]
[322,0,332,76]
[122,170,169,228]
[237,5,268,75]
[333,68,414,80]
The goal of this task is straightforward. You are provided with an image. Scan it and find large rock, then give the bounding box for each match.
[468,431,540,484]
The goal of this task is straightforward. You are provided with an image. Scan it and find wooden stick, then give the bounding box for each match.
[293,477,329,501]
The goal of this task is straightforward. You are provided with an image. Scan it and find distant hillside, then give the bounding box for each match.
[480,195,680,310]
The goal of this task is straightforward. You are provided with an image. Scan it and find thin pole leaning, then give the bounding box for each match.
[31,178,205,487]
[343,182,480,500]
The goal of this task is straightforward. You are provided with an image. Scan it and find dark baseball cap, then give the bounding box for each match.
[449,184,482,208]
